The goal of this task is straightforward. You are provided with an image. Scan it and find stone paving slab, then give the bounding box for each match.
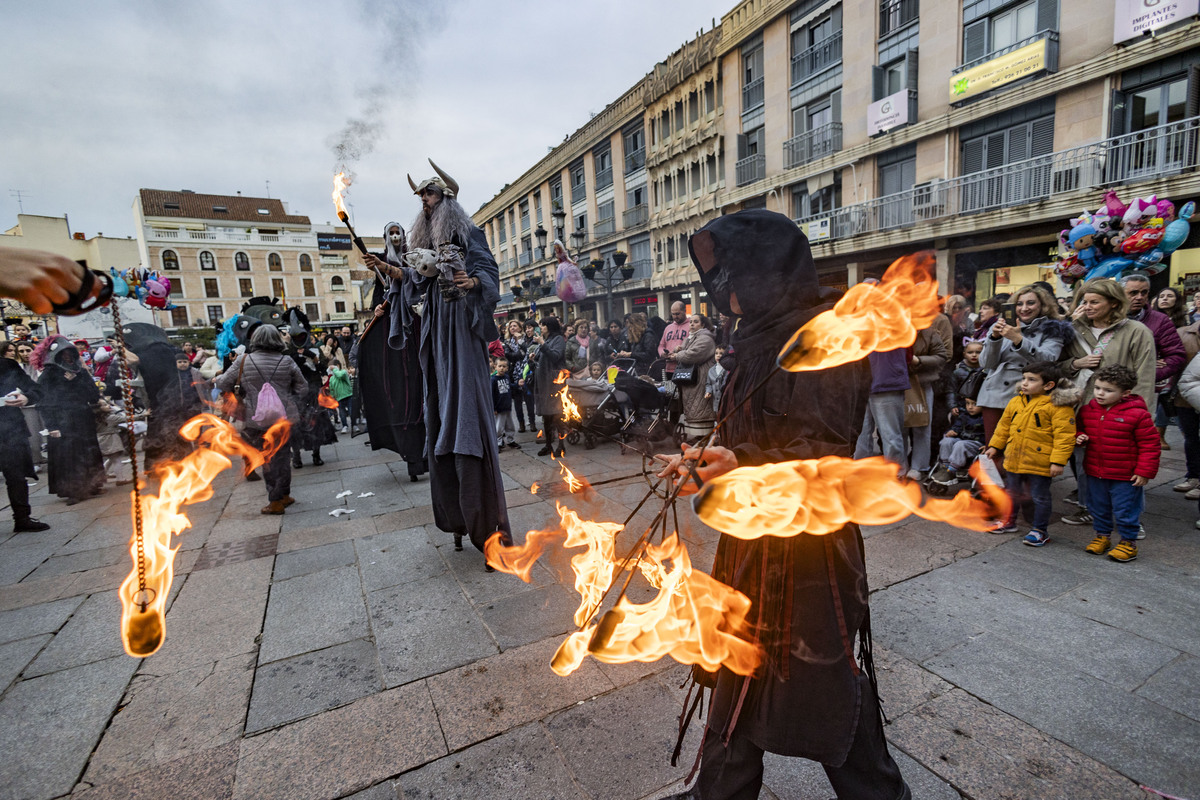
[0,655,137,800]
[276,516,379,554]
[355,526,447,592]
[0,595,83,646]
[887,688,1144,800]
[193,532,279,571]
[272,539,357,582]
[0,633,50,693]
[426,634,614,752]
[478,582,579,651]
[368,574,498,688]
[544,675,702,800]
[245,637,381,734]
[24,592,127,677]
[1135,654,1200,723]
[73,740,240,800]
[394,721,588,800]
[231,680,446,800]
[760,745,962,800]
[863,526,977,590]
[83,654,254,786]
[925,632,1200,797]
[258,564,369,665]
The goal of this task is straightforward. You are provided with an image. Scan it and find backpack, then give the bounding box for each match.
[250,357,287,425]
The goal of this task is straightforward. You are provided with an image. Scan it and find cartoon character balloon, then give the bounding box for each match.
[1056,192,1192,285]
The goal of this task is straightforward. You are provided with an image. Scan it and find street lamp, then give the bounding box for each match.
[534,223,548,258]
[551,206,567,243]
[580,250,635,325]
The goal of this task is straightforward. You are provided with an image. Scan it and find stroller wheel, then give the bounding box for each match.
[566,430,581,446]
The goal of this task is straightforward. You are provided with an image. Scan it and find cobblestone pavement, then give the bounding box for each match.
[0,425,1196,800]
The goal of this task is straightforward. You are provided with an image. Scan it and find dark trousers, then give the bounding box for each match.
[246,429,292,503]
[1087,475,1144,542]
[694,675,910,800]
[541,414,560,451]
[513,385,534,429]
[1004,471,1053,532]
[1177,406,1200,480]
[2,460,32,523]
[429,452,503,551]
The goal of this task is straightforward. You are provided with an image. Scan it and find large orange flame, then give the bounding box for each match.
[331,171,351,219]
[119,414,289,657]
[778,252,940,372]
[317,389,340,410]
[693,456,1008,537]
[484,504,761,677]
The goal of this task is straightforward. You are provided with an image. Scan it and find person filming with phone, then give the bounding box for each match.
[976,285,1075,456]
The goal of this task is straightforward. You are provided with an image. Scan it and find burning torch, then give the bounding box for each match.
[331,171,389,287]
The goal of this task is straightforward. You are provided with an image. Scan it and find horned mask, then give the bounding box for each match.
[408,159,459,198]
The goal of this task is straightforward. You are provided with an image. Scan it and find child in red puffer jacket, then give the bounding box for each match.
[1075,364,1161,562]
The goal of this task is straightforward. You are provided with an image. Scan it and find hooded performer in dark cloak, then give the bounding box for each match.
[659,210,910,800]
[33,337,105,505]
[375,161,510,560]
[359,222,428,481]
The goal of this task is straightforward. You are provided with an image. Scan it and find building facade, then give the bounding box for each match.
[134,190,357,330]
[476,0,1200,324]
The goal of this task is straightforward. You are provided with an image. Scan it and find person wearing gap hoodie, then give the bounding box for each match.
[853,345,911,475]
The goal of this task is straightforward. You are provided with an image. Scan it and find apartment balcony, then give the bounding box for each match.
[518,251,532,267]
[625,148,646,174]
[571,183,587,205]
[595,167,614,191]
[742,77,764,112]
[627,259,653,281]
[790,31,843,86]
[951,30,1059,104]
[735,154,766,187]
[593,217,616,237]
[791,115,1200,243]
[148,228,314,246]
[783,122,844,169]
[623,204,649,228]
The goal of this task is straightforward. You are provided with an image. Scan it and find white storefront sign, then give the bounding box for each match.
[1113,0,1199,43]
[867,90,910,136]
[802,218,831,242]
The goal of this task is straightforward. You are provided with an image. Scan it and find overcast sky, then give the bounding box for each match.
[1,0,732,245]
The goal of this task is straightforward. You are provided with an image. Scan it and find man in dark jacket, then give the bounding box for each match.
[659,209,909,800]
[1121,273,1186,391]
[0,346,48,532]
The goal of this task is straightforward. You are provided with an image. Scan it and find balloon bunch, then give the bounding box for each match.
[108,267,177,310]
[1055,191,1194,286]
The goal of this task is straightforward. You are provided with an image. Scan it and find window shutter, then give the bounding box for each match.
[1109,89,1128,136]
[1030,116,1055,157]
[831,89,842,123]
[1008,123,1030,163]
[1036,0,1059,32]
[1187,65,1200,117]
[793,105,809,133]
[737,133,748,159]
[905,49,920,92]
[963,20,988,64]
[985,132,1007,169]
[962,137,985,174]
[832,4,843,31]
[872,65,886,102]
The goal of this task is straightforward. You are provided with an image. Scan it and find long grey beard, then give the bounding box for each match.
[409,197,473,250]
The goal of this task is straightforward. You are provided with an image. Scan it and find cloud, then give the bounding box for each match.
[0,0,732,242]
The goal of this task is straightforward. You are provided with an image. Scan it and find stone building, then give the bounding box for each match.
[133,190,356,329]
[477,0,1200,324]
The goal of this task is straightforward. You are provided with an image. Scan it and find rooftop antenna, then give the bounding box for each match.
[9,189,30,213]
[265,180,271,198]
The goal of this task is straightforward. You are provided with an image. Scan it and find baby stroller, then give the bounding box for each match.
[924,449,996,499]
[613,370,676,451]
[561,378,627,450]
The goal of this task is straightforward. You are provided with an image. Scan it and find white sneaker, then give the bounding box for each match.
[1188,487,1200,501]
[1136,525,1146,540]
[906,469,924,481]
[1174,478,1200,493]
[340,426,349,433]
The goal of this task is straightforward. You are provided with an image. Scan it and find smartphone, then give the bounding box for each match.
[1002,303,1017,325]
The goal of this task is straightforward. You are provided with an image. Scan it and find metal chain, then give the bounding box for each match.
[108,303,151,611]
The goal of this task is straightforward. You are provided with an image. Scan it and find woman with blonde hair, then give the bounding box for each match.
[1059,277,1157,527]
[976,283,1074,446]
[616,311,657,374]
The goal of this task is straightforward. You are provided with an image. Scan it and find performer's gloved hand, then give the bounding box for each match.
[654,444,738,496]
[452,269,479,291]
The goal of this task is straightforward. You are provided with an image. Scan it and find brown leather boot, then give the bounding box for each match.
[260,500,286,515]
[281,496,296,507]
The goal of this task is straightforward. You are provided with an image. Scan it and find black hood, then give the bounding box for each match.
[284,307,312,349]
[688,209,820,319]
[120,322,170,354]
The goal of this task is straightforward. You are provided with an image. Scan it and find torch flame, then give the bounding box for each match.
[693,456,1009,537]
[778,251,940,372]
[317,390,340,410]
[559,461,585,493]
[119,414,290,657]
[332,171,351,220]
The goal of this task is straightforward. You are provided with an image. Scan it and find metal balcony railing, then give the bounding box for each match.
[735,153,766,186]
[594,217,616,237]
[791,31,843,86]
[953,30,1059,76]
[625,148,646,173]
[783,122,844,169]
[627,259,653,280]
[595,166,614,190]
[571,182,587,204]
[742,77,764,112]
[879,0,918,36]
[791,115,1200,243]
[623,204,649,227]
[518,251,532,267]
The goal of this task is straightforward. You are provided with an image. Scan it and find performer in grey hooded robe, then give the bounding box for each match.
[387,161,511,563]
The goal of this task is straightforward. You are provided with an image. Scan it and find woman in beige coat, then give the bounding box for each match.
[667,314,717,433]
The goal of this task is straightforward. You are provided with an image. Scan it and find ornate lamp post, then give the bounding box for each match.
[580,249,635,326]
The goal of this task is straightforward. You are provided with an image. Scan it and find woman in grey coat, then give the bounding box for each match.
[976,284,1074,446]
[531,316,567,457]
[214,325,306,514]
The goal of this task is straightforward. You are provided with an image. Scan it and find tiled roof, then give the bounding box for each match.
[139,189,310,225]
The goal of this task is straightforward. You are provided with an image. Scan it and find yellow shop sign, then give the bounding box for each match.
[949,38,1047,101]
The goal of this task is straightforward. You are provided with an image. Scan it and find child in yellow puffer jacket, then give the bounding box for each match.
[985,361,1080,546]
